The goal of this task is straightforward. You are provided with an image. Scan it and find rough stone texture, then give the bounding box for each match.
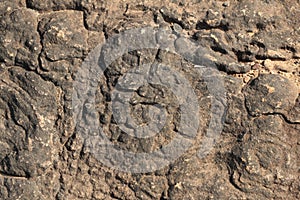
[0,2,41,69]
[0,67,59,178]
[0,0,299,199]
[230,115,300,199]
[38,10,89,61]
[244,74,298,116]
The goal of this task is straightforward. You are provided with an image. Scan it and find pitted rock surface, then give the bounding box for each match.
[0,0,299,199]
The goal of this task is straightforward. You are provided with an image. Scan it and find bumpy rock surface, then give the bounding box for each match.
[245,74,298,116]
[0,0,299,199]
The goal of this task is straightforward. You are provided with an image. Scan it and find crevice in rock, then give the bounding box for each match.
[233,50,254,62]
[255,55,287,61]
[244,97,300,125]
[159,7,189,30]
[261,112,300,125]
[0,170,29,180]
[36,18,46,73]
[196,20,229,32]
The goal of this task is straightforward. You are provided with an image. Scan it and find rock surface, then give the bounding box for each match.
[0,0,299,199]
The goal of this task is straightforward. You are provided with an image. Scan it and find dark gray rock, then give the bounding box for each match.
[0,6,41,69]
[160,6,193,30]
[229,115,299,198]
[0,68,59,178]
[225,63,251,74]
[0,0,299,199]
[244,74,298,116]
[26,0,78,11]
[38,11,88,61]
[287,94,300,123]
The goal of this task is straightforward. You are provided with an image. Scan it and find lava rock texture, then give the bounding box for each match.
[0,0,299,199]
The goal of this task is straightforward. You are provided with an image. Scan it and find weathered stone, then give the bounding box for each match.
[26,0,78,11]
[0,0,299,199]
[0,7,41,69]
[38,11,88,61]
[0,68,58,178]
[229,115,299,197]
[225,63,251,74]
[244,74,298,116]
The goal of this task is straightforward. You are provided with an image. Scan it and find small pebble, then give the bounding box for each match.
[263,59,273,70]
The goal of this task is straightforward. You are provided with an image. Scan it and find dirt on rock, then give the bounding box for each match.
[0,0,299,199]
